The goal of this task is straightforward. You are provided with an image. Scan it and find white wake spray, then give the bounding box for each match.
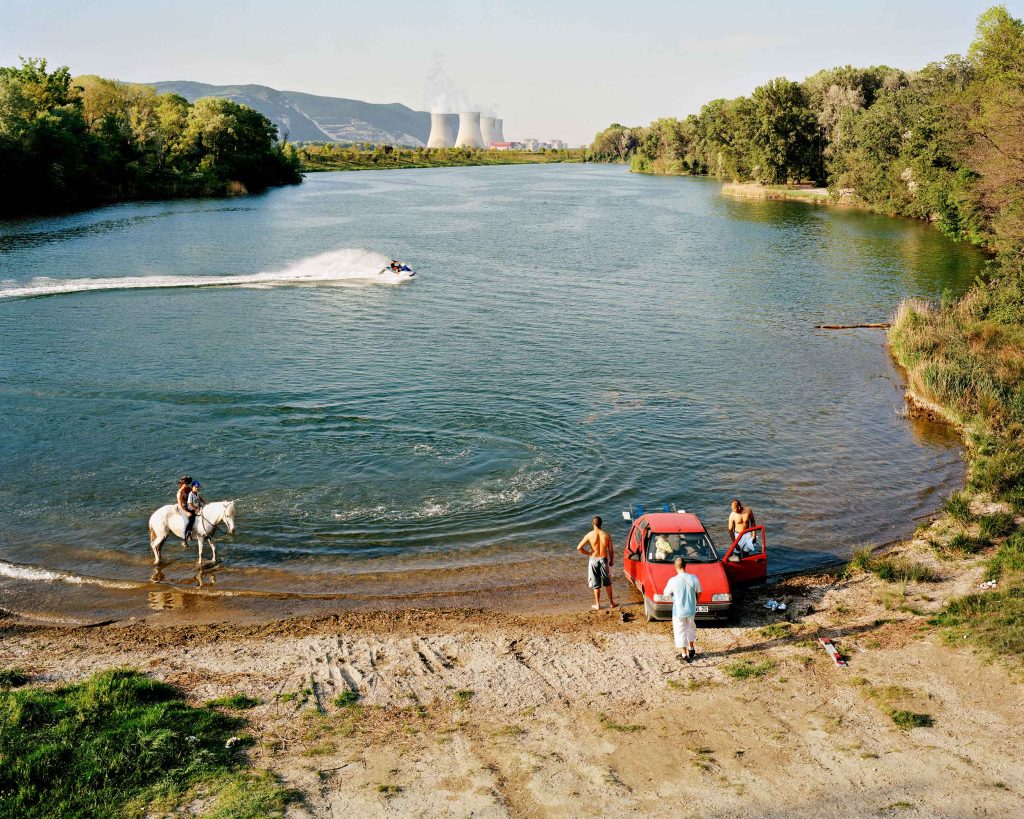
[0,248,412,300]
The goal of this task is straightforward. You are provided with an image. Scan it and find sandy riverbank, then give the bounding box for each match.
[3,521,1022,818]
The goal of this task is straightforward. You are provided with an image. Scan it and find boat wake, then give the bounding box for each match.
[0,248,412,300]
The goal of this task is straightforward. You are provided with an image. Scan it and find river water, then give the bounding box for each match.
[0,165,986,621]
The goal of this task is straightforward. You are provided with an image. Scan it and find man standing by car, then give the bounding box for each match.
[576,516,617,611]
[662,557,703,662]
[728,499,758,554]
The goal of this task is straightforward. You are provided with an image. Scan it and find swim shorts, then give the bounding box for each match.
[588,557,611,589]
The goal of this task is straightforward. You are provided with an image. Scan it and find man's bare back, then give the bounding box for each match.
[578,527,612,560]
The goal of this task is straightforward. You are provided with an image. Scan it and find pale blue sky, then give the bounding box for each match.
[1,0,1018,144]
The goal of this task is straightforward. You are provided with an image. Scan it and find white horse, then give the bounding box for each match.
[148,500,237,565]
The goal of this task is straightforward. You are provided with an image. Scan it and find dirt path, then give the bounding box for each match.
[2,545,1022,817]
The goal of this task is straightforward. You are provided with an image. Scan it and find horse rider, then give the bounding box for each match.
[183,480,206,543]
[176,476,193,543]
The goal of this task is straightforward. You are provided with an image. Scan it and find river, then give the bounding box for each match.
[0,164,986,621]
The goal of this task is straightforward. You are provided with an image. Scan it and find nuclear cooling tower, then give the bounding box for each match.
[427,112,455,148]
[480,116,497,147]
[454,112,485,149]
[493,118,505,143]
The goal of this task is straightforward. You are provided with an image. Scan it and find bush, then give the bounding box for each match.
[934,532,991,558]
[849,549,938,583]
[889,709,934,729]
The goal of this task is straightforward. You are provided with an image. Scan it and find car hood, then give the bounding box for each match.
[645,561,729,599]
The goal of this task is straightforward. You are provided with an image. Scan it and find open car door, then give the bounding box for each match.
[721,526,767,585]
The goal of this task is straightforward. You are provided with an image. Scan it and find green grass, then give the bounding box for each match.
[986,532,1024,580]
[723,659,775,680]
[598,713,644,733]
[332,690,360,708]
[0,668,295,818]
[376,783,403,796]
[889,709,934,729]
[978,512,1016,540]
[931,581,1024,666]
[758,622,793,639]
[206,693,261,710]
[945,491,974,523]
[0,668,29,689]
[848,548,938,583]
[934,532,990,559]
[452,689,474,708]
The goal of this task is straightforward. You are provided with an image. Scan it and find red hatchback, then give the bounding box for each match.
[622,507,767,621]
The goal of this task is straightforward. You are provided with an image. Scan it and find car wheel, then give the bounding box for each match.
[643,597,656,623]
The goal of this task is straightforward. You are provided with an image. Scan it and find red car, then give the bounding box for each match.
[622,506,767,621]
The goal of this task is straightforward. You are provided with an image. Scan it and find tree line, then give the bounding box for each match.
[0,59,302,217]
[589,5,1024,268]
[297,142,585,171]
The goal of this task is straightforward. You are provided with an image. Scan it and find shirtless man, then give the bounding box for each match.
[727,499,758,554]
[576,515,617,611]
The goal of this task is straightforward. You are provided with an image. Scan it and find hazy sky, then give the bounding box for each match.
[2,0,1018,145]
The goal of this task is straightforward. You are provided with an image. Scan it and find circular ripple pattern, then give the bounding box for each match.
[0,166,986,596]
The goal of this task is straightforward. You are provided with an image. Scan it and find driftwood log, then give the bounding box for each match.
[815,323,891,330]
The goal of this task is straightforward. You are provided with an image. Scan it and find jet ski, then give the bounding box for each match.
[381,261,416,279]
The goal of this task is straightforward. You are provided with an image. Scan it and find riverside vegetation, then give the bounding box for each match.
[0,59,302,217]
[296,143,585,172]
[593,5,1024,662]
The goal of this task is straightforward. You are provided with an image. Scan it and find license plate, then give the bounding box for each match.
[697,606,709,613]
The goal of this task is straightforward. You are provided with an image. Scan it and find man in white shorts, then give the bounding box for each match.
[661,557,702,662]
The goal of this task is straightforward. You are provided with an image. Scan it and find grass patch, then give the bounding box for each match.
[758,622,793,639]
[453,689,474,708]
[206,693,261,710]
[598,713,644,733]
[274,687,311,704]
[945,492,974,523]
[332,690,360,708]
[376,783,403,796]
[979,512,1016,540]
[0,668,29,689]
[986,532,1024,580]
[934,532,990,559]
[931,580,1024,666]
[0,668,294,818]
[889,709,934,729]
[849,548,938,583]
[491,724,525,737]
[724,659,775,680]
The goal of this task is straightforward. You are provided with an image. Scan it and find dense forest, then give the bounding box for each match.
[590,5,1023,269]
[0,59,302,217]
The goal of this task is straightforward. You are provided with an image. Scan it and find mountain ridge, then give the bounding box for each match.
[150,81,431,146]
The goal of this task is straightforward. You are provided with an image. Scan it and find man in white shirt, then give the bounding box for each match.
[661,557,703,662]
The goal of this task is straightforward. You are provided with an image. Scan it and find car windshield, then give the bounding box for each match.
[646,531,718,563]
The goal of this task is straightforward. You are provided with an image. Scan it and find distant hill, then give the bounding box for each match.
[151,81,431,146]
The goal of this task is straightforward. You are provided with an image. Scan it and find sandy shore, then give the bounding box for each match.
[2,522,1022,818]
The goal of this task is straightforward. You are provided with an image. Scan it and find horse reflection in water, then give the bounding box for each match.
[147,564,219,611]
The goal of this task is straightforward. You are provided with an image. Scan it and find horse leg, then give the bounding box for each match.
[150,524,166,565]
[196,535,205,563]
[209,538,217,564]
